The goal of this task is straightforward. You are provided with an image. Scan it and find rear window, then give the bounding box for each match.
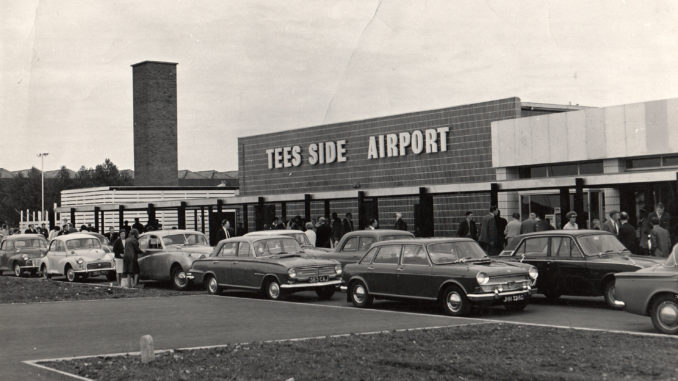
[381,234,414,241]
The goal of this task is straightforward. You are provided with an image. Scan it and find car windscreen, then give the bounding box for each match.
[427,241,487,264]
[253,238,302,256]
[65,238,102,250]
[163,234,208,246]
[290,233,312,246]
[665,245,678,267]
[15,238,47,248]
[577,234,628,256]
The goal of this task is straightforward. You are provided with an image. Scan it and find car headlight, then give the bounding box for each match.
[529,267,538,280]
[76,258,85,265]
[476,272,489,285]
[288,268,297,279]
[335,264,342,275]
[22,255,29,261]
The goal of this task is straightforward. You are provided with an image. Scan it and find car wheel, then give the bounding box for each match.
[42,265,51,280]
[65,266,77,282]
[171,265,188,291]
[542,288,561,301]
[264,278,283,300]
[13,263,22,277]
[504,300,528,312]
[349,281,373,308]
[206,275,221,295]
[651,295,678,335]
[106,271,117,282]
[441,286,471,316]
[315,285,335,300]
[603,279,624,309]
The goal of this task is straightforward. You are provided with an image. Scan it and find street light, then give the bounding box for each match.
[37,153,49,223]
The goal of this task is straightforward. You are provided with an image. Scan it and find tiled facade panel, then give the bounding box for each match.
[377,196,418,233]
[433,192,491,237]
[327,199,357,220]
[283,201,305,221]
[239,98,520,195]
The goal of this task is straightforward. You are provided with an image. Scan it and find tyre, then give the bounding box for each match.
[13,263,22,277]
[650,294,678,334]
[205,275,221,295]
[542,288,561,301]
[603,279,624,309]
[42,265,51,280]
[65,266,77,282]
[106,271,117,282]
[441,286,471,316]
[264,278,283,300]
[349,281,373,308]
[504,300,528,312]
[315,285,335,300]
[171,265,188,291]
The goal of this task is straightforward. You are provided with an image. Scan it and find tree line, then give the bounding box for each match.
[0,159,132,226]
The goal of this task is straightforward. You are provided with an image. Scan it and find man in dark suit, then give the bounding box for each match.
[215,219,232,243]
[602,210,620,236]
[478,206,499,255]
[342,213,354,235]
[618,212,637,253]
[520,213,537,234]
[456,211,478,241]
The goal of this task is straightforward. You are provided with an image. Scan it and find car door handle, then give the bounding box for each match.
[212,261,219,264]
[367,266,374,270]
[396,267,404,271]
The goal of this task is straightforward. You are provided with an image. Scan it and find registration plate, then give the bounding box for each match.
[90,271,103,277]
[503,294,525,303]
[309,275,329,283]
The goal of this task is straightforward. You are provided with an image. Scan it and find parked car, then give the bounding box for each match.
[186,235,342,300]
[311,229,415,268]
[39,233,116,282]
[498,230,663,308]
[82,231,113,253]
[243,230,330,255]
[0,234,48,277]
[341,238,538,316]
[615,245,678,334]
[137,230,213,290]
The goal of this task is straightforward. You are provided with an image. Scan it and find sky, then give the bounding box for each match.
[2,0,678,172]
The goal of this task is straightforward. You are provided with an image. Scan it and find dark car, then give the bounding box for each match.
[498,230,663,308]
[315,229,415,268]
[0,234,48,277]
[615,245,678,334]
[341,238,538,316]
[243,230,331,255]
[186,235,343,300]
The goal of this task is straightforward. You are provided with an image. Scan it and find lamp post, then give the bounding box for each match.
[37,153,49,223]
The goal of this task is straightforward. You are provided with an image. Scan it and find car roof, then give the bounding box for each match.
[139,229,206,237]
[3,234,46,240]
[371,237,476,245]
[217,235,299,244]
[244,230,304,236]
[516,229,614,238]
[54,233,100,240]
[343,229,414,236]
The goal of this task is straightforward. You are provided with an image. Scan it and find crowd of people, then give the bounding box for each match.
[458,203,675,257]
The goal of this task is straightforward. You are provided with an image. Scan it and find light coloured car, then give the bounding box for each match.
[137,230,213,290]
[39,233,116,282]
[243,230,331,255]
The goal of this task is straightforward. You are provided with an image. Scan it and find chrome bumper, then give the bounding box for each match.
[466,289,530,301]
[75,267,114,274]
[340,285,347,292]
[281,279,341,289]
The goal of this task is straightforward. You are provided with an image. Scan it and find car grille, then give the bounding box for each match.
[87,262,111,270]
[481,274,530,292]
[295,266,336,280]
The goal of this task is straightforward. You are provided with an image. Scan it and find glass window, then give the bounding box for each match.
[580,161,603,174]
[530,166,548,178]
[550,164,578,177]
[577,234,627,256]
[219,242,237,257]
[552,237,574,257]
[6,241,14,250]
[372,245,401,264]
[402,245,429,265]
[522,237,549,257]
[149,236,162,249]
[238,242,251,257]
[341,237,359,252]
[138,236,149,249]
[663,155,678,167]
[65,238,101,250]
[360,247,378,264]
[0,241,5,250]
[427,241,487,264]
[627,157,661,169]
[381,235,413,241]
[359,237,376,250]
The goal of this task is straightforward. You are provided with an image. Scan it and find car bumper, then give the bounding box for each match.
[281,279,341,289]
[74,268,114,275]
[466,288,531,302]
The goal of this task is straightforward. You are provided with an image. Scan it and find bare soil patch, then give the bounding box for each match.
[0,275,202,304]
[42,324,678,381]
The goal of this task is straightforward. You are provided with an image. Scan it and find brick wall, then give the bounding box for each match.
[239,98,521,195]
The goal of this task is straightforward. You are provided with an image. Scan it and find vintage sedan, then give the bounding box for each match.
[341,238,538,316]
[498,230,663,308]
[39,233,116,282]
[137,230,213,290]
[0,234,48,277]
[186,235,343,300]
[243,230,331,255]
[313,229,415,268]
[615,245,678,334]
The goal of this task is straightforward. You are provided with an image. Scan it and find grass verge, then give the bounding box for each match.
[40,323,678,381]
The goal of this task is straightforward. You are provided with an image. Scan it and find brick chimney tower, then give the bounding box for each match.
[132,61,179,186]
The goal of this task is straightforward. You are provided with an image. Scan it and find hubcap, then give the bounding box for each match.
[269,282,280,299]
[67,269,75,281]
[208,278,218,293]
[353,284,366,304]
[175,271,187,286]
[14,264,20,276]
[446,292,463,312]
[658,301,678,328]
